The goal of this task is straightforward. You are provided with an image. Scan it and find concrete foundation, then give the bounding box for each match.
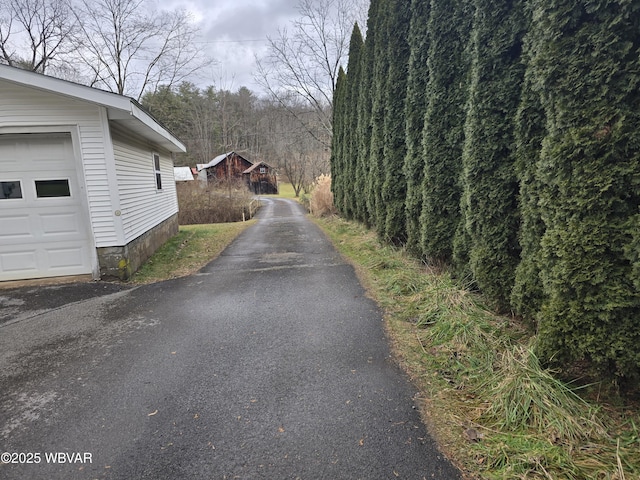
[97,213,179,280]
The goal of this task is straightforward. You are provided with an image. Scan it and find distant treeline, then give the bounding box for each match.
[330,0,640,385]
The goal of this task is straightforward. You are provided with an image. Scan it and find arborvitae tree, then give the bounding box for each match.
[366,0,390,234]
[510,16,548,321]
[330,67,348,214]
[457,0,527,309]
[419,0,473,264]
[381,0,412,244]
[403,0,431,256]
[354,0,380,226]
[342,23,364,220]
[627,214,640,294]
[531,0,640,383]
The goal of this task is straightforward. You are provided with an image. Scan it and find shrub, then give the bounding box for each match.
[457,0,527,310]
[330,67,347,215]
[342,24,364,220]
[402,0,431,256]
[420,0,473,263]
[380,0,411,245]
[353,1,380,226]
[529,0,640,383]
[365,0,389,234]
[309,174,337,217]
[176,180,258,224]
[510,41,548,322]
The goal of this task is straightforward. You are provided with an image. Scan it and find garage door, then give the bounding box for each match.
[0,133,93,281]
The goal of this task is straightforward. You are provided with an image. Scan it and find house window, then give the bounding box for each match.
[1,181,22,199]
[153,153,162,190]
[35,179,71,197]
[259,167,266,174]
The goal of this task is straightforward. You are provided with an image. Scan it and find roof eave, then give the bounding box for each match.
[129,102,186,153]
[0,64,187,153]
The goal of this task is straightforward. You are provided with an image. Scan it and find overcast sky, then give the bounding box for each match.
[166,0,369,94]
[172,0,306,93]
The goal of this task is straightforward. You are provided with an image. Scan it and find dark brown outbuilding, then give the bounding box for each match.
[243,161,278,194]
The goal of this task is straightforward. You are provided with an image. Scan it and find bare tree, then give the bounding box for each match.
[72,0,212,100]
[255,0,364,148]
[255,95,329,196]
[0,0,77,73]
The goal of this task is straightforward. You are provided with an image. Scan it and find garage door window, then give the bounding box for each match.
[35,179,71,198]
[1,181,22,199]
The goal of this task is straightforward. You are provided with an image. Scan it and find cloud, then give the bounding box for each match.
[159,0,369,93]
[180,0,300,91]
[203,0,296,39]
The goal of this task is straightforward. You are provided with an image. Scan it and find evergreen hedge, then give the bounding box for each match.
[420,0,473,263]
[530,0,640,382]
[381,0,412,244]
[330,67,347,214]
[402,0,431,256]
[457,0,527,309]
[341,24,364,220]
[365,0,388,232]
[353,2,379,226]
[332,0,640,383]
[511,8,548,321]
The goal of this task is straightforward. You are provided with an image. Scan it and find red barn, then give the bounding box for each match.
[243,161,278,194]
[199,152,253,183]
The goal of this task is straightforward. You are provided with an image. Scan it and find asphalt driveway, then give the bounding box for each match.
[0,198,460,479]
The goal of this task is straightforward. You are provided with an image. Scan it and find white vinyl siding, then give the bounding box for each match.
[111,126,178,243]
[0,82,119,247]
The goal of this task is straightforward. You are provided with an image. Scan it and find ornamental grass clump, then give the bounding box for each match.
[309,174,337,217]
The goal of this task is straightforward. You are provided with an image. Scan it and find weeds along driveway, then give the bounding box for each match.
[0,198,460,480]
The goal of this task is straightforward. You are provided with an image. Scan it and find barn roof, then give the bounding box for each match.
[243,161,274,174]
[200,151,253,170]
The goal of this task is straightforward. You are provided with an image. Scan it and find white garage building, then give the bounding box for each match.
[0,64,186,282]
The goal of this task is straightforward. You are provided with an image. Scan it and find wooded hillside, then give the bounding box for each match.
[331,0,640,386]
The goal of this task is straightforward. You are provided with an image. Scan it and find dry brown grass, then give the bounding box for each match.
[309,174,337,217]
[177,180,258,224]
